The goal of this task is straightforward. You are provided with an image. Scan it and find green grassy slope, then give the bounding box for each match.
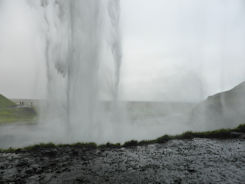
[0,107,37,124]
[0,94,16,108]
[0,94,36,124]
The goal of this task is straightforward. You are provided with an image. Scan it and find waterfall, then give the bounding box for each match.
[40,0,122,142]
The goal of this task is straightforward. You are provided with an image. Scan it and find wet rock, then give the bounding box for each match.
[0,139,245,183]
[41,150,57,158]
[25,169,33,175]
[72,150,79,156]
[187,168,196,173]
[174,178,182,184]
[16,160,29,168]
[231,132,245,139]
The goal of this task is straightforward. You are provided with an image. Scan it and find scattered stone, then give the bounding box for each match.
[0,139,244,183]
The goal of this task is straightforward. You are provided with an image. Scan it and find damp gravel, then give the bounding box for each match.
[0,139,245,183]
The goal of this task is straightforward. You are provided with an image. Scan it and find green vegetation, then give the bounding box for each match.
[69,142,98,149]
[0,94,37,124]
[0,94,16,108]
[14,143,57,153]
[99,143,121,149]
[0,107,37,124]
[1,124,244,152]
[234,124,245,132]
[123,140,138,147]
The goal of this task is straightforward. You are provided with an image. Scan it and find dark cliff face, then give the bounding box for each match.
[190,82,245,131]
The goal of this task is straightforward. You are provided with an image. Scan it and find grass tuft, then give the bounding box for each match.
[23,143,56,151]
[234,124,245,133]
[156,135,171,143]
[99,143,121,149]
[123,140,138,147]
[69,142,97,149]
[138,140,155,146]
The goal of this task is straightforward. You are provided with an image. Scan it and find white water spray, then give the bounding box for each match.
[40,0,122,142]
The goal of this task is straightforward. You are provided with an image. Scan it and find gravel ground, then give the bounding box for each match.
[0,139,245,184]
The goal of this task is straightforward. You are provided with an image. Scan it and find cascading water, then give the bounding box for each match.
[1,0,245,149]
[40,0,122,143]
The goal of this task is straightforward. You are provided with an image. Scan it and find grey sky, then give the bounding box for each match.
[0,0,46,99]
[0,0,245,101]
[121,0,245,101]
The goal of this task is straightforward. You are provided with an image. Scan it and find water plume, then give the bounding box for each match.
[40,0,123,143]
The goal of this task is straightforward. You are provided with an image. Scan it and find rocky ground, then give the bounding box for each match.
[0,139,245,184]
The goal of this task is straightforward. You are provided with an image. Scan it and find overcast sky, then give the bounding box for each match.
[0,0,245,101]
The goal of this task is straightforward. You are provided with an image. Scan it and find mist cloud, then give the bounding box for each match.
[0,0,245,101]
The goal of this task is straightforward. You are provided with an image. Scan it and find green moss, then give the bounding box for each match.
[174,128,236,139]
[123,140,138,147]
[23,143,56,151]
[69,142,97,149]
[234,124,245,133]
[99,143,121,149]
[138,140,155,146]
[0,147,16,153]
[156,135,171,143]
